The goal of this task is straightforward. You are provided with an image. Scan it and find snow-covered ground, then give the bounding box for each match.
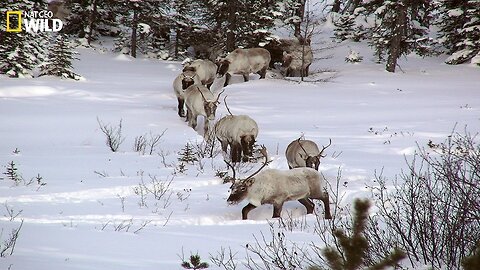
[0,41,478,269]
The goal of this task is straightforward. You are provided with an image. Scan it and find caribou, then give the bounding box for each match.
[183,59,217,89]
[216,48,271,84]
[172,69,202,117]
[285,137,331,170]
[184,85,224,137]
[215,96,259,163]
[226,146,332,220]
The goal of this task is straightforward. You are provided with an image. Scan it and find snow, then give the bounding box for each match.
[1,40,479,269]
[447,8,464,17]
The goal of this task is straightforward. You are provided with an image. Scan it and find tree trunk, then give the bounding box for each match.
[226,1,237,52]
[175,23,179,58]
[386,3,407,73]
[294,0,306,39]
[87,0,97,45]
[131,6,138,58]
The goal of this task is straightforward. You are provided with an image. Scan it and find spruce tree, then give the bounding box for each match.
[113,0,171,58]
[438,0,480,65]
[318,199,406,270]
[0,0,48,77]
[63,0,119,41]
[196,0,282,52]
[366,0,433,72]
[39,34,81,80]
[333,7,368,42]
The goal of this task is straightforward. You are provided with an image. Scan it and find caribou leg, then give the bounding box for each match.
[242,203,256,220]
[272,202,284,218]
[258,66,267,79]
[298,198,315,214]
[321,194,332,219]
[177,97,185,117]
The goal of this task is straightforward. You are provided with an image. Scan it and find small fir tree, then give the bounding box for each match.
[3,161,22,185]
[181,254,209,270]
[319,199,405,270]
[178,143,198,164]
[40,34,81,80]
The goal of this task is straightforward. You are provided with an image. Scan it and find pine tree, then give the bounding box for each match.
[196,0,283,52]
[318,199,406,270]
[333,6,368,42]
[39,34,81,80]
[367,0,434,72]
[181,254,209,270]
[438,0,480,65]
[0,0,48,77]
[113,0,171,58]
[178,143,198,164]
[63,0,120,42]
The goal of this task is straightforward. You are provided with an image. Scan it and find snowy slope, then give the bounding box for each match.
[0,43,479,269]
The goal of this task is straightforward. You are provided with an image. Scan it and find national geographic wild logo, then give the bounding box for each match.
[6,10,63,33]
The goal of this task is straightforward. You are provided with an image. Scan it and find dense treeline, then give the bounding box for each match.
[0,0,478,78]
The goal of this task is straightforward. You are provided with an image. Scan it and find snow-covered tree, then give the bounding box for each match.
[367,0,434,72]
[333,6,368,42]
[63,0,120,42]
[196,0,283,52]
[437,0,480,65]
[114,0,171,58]
[0,0,48,77]
[39,34,81,80]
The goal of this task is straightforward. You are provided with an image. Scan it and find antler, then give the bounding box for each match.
[197,86,208,102]
[319,138,332,158]
[215,89,225,103]
[297,137,309,156]
[246,145,269,180]
[224,159,236,184]
[223,95,233,116]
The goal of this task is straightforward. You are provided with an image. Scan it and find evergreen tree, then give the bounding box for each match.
[0,0,48,77]
[63,0,120,42]
[196,0,283,52]
[367,0,434,72]
[39,34,81,80]
[333,6,368,42]
[438,0,480,65]
[114,0,171,58]
[317,199,406,270]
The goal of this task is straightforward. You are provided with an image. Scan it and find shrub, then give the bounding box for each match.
[365,128,480,269]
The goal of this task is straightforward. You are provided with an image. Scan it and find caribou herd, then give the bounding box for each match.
[171,46,333,220]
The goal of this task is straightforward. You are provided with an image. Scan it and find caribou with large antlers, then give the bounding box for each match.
[226,146,332,220]
[285,137,332,170]
[215,96,259,163]
[184,85,224,137]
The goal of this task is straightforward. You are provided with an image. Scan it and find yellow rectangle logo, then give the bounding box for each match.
[6,11,22,32]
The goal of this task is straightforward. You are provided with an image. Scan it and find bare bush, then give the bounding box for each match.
[97,117,125,152]
[0,219,23,258]
[134,129,167,155]
[245,221,310,270]
[133,173,175,209]
[210,247,239,270]
[365,129,480,269]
